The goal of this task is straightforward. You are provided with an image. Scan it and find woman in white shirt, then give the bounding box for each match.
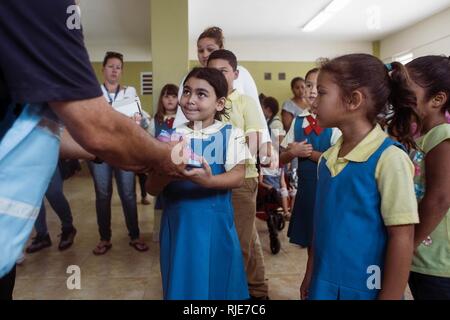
[173,26,270,147]
[89,51,148,255]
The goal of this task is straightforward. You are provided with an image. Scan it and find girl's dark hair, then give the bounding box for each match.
[291,77,305,90]
[198,26,225,49]
[407,55,450,114]
[305,68,319,81]
[263,97,280,121]
[103,51,124,67]
[183,67,229,120]
[259,93,267,106]
[155,84,179,125]
[321,53,419,150]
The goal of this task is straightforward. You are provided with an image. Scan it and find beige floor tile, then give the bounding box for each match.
[13,171,412,300]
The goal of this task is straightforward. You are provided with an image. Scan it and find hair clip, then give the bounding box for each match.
[385,63,394,72]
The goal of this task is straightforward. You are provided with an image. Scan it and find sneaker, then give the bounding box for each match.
[58,227,77,251]
[26,234,52,254]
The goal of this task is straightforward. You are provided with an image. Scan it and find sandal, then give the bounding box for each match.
[129,240,149,252]
[93,242,112,255]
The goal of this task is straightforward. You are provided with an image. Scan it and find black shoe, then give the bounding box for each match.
[58,227,77,251]
[26,234,52,254]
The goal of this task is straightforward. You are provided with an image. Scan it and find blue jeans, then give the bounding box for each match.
[34,162,74,237]
[88,162,140,241]
[409,272,450,300]
[137,173,147,199]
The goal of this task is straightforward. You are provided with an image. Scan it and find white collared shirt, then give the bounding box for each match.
[176,121,251,172]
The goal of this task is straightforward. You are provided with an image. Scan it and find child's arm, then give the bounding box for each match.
[146,170,175,196]
[414,140,450,247]
[308,151,322,163]
[378,225,415,300]
[184,160,245,190]
[259,174,273,190]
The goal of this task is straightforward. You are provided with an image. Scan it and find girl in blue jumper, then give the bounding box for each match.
[280,68,340,249]
[301,54,420,300]
[147,68,249,300]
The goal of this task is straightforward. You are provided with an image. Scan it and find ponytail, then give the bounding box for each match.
[386,62,420,151]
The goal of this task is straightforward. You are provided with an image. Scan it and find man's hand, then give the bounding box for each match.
[157,140,188,178]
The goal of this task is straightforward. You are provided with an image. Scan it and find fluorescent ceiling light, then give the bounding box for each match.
[302,0,352,32]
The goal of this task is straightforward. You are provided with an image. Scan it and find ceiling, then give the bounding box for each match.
[189,0,450,41]
[79,0,450,58]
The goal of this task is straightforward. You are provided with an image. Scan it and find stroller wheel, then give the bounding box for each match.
[270,236,281,254]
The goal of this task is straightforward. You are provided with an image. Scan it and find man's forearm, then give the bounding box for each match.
[50,97,166,172]
[59,129,95,160]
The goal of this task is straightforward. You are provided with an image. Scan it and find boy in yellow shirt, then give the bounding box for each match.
[208,50,271,299]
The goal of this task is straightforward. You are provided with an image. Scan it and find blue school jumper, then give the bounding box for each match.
[287,116,333,247]
[159,124,249,300]
[154,118,175,211]
[309,138,402,300]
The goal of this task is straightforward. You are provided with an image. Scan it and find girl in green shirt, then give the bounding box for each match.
[407,55,450,300]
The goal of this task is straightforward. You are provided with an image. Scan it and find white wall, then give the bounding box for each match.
[381,7,450,61]
[85,43,151,62]
[189,39,373,62]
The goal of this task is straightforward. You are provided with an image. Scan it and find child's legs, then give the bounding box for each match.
[232,178,268,298]
[409,272,450,300]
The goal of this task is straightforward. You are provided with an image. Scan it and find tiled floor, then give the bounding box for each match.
[14,166,412,300]
[14,167,307,300]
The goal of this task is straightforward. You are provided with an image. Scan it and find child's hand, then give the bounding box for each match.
[288,140,313,158]
[183,158,214,188]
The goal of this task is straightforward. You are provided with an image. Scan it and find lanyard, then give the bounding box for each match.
[103,84,121,105]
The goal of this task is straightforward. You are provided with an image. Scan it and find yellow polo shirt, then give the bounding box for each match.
[321,124,419,226]
[222,90,268,179]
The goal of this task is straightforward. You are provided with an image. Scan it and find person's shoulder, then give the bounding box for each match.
[419,123,450,153]
[378,144,413,172]
[233,92,257,107]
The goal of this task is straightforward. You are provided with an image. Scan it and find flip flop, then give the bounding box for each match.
[129,241,149,252]
[92,242,112,255]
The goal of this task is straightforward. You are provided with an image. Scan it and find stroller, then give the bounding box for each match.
[256,185,287,255]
